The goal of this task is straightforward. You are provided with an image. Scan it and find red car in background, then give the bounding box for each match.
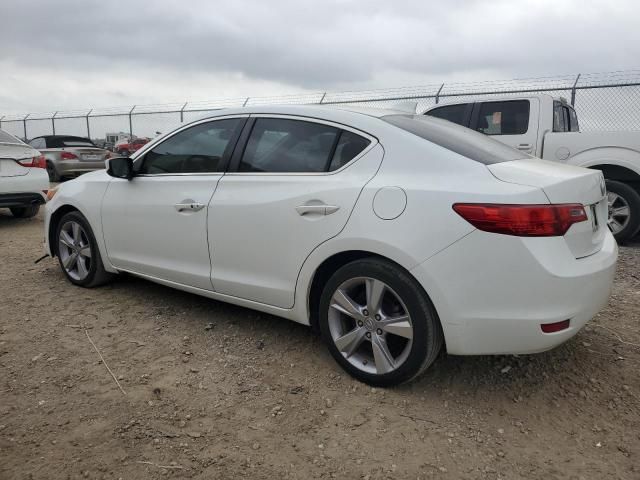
[115,137,149,156]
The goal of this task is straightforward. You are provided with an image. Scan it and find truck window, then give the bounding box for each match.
[553,102,578,132]
[424,103,470,127]
[476,100,529,135]
[568,107,579,132]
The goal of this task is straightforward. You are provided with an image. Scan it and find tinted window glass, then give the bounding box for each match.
[425,104,470,126]
[0,130,22,144]
[382,114,528,165]
[239,118,339,173]
[328,131,371,171]
[568,107,580,132]
[48,136,96,148]
[29,138,46,149]
[140,118,241,174]
[476,100,529,135]
[553,102,567,132]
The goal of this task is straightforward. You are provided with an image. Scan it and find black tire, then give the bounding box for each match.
[54,211,115,287]
[10,205,40,218]
[606,180,640,244]
[46,161,60,182]
[318,258,443,387]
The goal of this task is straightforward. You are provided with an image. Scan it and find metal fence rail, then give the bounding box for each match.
[2,70,640,141]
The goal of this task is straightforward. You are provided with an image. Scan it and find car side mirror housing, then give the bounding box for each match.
[106,157,134,180]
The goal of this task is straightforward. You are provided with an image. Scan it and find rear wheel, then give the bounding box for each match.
[319,258,443,387]
[606,180,640,243]
[10,205,40,218]
[55,211,115,287]
[46,161,60,182]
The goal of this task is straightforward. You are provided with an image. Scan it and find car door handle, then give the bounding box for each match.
[175,201,205,212]
[517,143,533,152]
[295,204,340,216]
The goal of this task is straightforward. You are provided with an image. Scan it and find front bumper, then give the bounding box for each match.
[411,230,618,355]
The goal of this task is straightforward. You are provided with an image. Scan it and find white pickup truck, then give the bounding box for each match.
[423,94,640,242]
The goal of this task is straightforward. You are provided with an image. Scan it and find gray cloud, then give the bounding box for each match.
[1,0,639,113]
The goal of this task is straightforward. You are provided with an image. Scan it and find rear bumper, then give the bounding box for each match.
[0,192,46,208]
[411,230,617,355]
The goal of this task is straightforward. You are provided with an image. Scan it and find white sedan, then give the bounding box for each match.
[0,128,49,218]
[44,105,617,386]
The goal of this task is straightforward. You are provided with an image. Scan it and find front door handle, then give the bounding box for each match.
[175,201,205,212]
[295,204,340,216]
[517,143,533,152]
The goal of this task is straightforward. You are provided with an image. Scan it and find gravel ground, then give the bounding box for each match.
[1,209,639,480]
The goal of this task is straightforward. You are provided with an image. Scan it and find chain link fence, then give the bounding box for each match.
[2,70,640,143]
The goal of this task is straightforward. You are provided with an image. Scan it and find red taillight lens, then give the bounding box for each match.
[453,203,588,237]
[61,151,78,160]
[18,155,46,169]
[541,319,570,333]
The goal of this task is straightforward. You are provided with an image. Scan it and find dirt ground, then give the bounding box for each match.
[0,209,639,480]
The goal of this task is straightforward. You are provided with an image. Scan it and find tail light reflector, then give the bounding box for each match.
[541,320,570,333]
[453,203,588,237]
[18,155,47,169]
[61,151,78,160]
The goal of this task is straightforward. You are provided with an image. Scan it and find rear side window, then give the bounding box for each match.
[425,103,470,127]
[140,118,241,174]
[29,138,46,149]
[476,100,530,135]
[382,114,528,165]
[239,118,370,173]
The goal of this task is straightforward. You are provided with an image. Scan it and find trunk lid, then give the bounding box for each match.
[0,144,38,177]
[488,159,608,258]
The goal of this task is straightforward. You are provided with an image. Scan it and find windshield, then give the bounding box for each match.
[382,114,528,165]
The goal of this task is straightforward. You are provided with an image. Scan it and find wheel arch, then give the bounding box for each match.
[588,164,640,194]
[48,204,81,257]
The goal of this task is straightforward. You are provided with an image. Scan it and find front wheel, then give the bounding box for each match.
[606,180,640,243]
[319,258,443,387]
[55,211,115,287]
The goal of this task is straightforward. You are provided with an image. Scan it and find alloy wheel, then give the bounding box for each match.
[607,191,631,234]
[327,277,413,375]
[58,220,92,281]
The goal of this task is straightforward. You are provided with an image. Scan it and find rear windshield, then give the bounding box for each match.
[0,129,22,144]
[381,114,528,165]
[48,136,96,148]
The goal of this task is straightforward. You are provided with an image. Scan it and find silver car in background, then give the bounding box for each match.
[28,135,110,181]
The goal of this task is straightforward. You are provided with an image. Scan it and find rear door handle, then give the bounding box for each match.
[295,204,340,216]
[517,143,533,152]
[175,201,205,212]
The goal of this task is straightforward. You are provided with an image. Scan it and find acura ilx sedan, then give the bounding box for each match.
[44,105,617,386]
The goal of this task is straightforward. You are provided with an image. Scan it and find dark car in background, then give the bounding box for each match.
[28,135,111,181]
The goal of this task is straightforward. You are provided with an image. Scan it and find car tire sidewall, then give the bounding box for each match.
[606,180,640,243]
[318,259,441,387]
[46,161,60,182]
[55,212,102,287]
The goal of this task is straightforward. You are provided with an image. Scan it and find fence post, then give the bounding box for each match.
[51,111,57,135]
[0,115,4,130]
[435,83,445,104]
[319,92,327,104]
[570,73,581,106]
[242,97,250,107]
[86,109,92,139]
[129,106,136,137]
[23,113,30,140]
[180,102,188,123]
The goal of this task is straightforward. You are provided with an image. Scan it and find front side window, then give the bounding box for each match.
[568,107,580,132]
[476,100,530,135]
[239,118,369,173]
[139,118,241,174]
[425,103,470,127]
[553,102,567,132]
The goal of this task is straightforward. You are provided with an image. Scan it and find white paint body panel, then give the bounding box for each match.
[44,105,617,357]
[0,140,48,201]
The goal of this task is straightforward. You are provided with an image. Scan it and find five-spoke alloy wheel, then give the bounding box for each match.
[319,258,443,387]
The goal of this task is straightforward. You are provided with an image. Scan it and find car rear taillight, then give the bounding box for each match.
[452,203,588,237]
[18,155,47,169]
[61,151,78,160]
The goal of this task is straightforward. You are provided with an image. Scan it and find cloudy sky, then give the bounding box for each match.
[1,0,639,115]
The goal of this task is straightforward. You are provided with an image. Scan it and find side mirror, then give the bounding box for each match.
[106,157,134,180]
